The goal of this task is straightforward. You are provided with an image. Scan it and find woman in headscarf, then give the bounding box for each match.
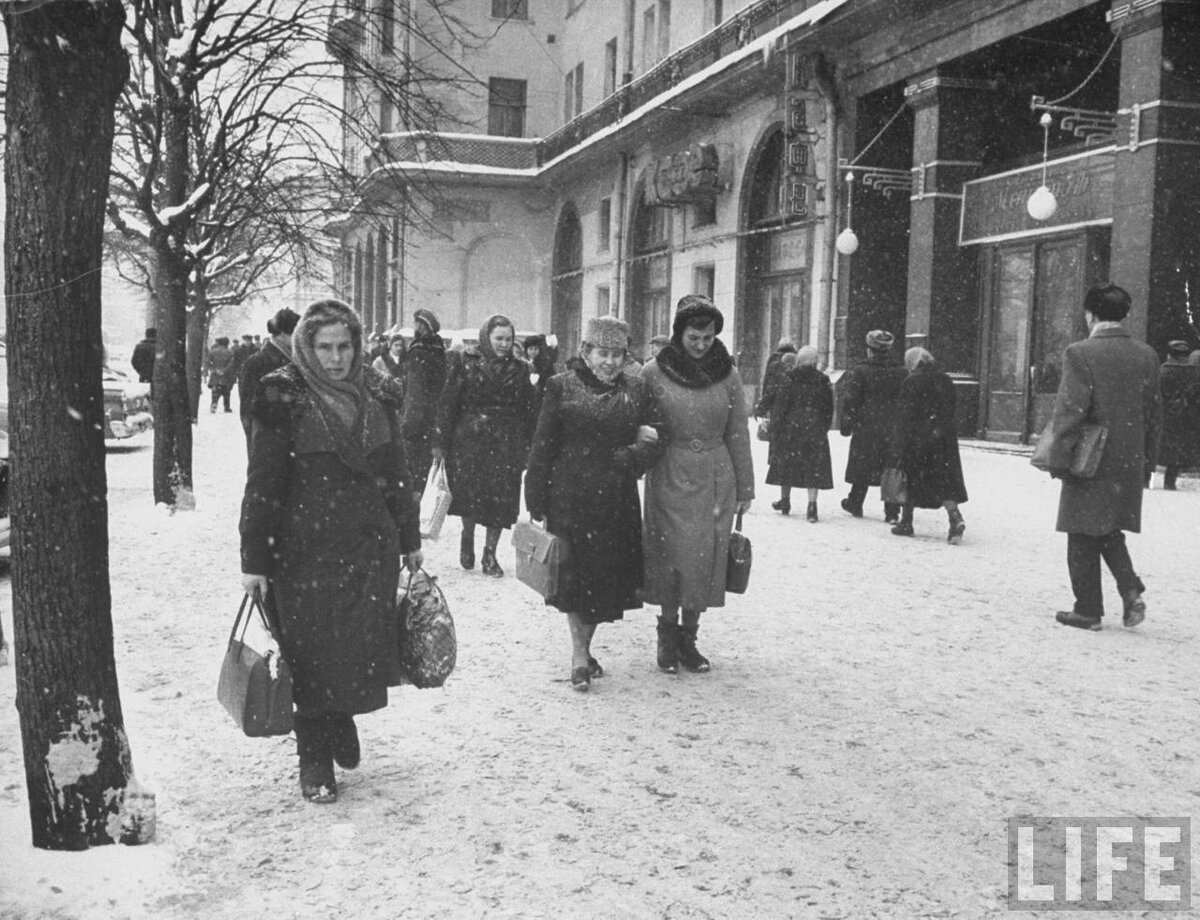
[525,317,663,691]
[764,345,834,521]
[889,346,967,543]
[434,314,537,576]
[240,299,423,804]
[641,294,754,675]
[400,308,448,493]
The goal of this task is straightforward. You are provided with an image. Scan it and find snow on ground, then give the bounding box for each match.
[1,408,1198,919]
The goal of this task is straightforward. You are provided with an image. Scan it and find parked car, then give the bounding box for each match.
[101,362,153,440]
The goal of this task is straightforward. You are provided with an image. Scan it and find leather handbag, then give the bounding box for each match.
[217,593,294,737]
[419,458,452,540]
[512,519,570,598]
[1030,420,1109,479]
[397,569,456,689]
[880,468,908,505]
[725,512,752,595]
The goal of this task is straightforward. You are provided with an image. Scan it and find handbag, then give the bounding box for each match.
[397,569,456,689]
[511,519,570,598]
[1030,420,1109,479]
[880,467,908,505]
[725,512,752,595]
[419,458,452,539]
[217,593,294,737]
[756,417,771,442]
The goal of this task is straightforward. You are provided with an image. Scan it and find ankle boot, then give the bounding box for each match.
[678,624,711,673]
[656,618,679,674]
[295,716,337,804]
[947,509,966,545]
[481,547,504,577]
[459,530,475,570]
[806,502,818,523]
[326,713,360,770]
[771,498,791,515]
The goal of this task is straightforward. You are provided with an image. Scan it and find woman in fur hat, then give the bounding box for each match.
[641,294,754,674]
[240,299,423,804]
[525,316,663,691]
[435,314,538,576]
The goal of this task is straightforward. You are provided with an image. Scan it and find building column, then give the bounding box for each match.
[903,71,994,374]
[1108,0,1200,346]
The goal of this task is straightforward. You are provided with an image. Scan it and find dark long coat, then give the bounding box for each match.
[206,343,236,389]
[892,363,968,507]
[840,354,908,485]
[400,334,448,489]
[754,347,796,416]
[1047,326,1161,535]
[240,365,421,716]
[237,340,290,438]
[1158,360,1200,468]
[437,347,537,528]
[524,361,663,623]
[765,364,833,489]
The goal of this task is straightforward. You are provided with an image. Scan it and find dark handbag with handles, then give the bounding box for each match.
[397,569,456,689]
[217,593,294,737]
[1030,420,1109,479]
[725,512,752,595]
[880,468,908,505]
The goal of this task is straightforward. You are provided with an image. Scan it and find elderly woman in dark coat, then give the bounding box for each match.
[1157,340,1200,489]
[642,295,754,675]
[889,347,967,543]
[241,299,423,804]
[765,346,833,522]
[400,308,447,493]
[435,314,537,576]
[525,316,663,691]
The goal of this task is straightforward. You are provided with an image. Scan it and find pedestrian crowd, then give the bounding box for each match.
[212,278,1183,804]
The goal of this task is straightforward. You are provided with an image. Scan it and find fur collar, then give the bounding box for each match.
[654,338,734,389]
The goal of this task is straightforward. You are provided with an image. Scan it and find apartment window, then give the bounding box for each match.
[491,0,527,18]
[598,198,612,251]
[596,285,612,315]
[379,96,393,134]
[704,0,724,29]
[693,264,715,300]
[641,7,656,72]
[658,0,671,60]
[488,77,526,137]
[603,38,618,97]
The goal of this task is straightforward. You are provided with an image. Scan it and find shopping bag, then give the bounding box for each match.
[725,512,752,595]
[880,468,908,505]
[420,458,452,539]
[397,569,456,689]
[217,593,294,737]
[511,519,570,598]
[756,417,771,442]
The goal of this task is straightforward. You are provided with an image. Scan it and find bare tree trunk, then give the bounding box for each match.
[186,280,213,424]
[3,0,135,850]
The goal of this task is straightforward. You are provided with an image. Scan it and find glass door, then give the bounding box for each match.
[984,248,1034,439]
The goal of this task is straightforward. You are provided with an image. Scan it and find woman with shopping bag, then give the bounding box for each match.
[524,316,663,691]
[240,299,423,804]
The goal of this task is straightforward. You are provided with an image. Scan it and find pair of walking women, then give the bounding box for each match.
[524,296,755,690]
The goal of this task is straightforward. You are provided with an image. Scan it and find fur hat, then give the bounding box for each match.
[866,329,894,351]
[583,316,630,351]
[672,294,724,340]
[414,308,440,335]
[1168,339,1191,357]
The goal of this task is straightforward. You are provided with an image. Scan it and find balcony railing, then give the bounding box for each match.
[373,132,540,172]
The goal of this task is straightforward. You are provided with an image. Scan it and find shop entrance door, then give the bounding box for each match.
[746,274,807,389]
[981,231,1106,441]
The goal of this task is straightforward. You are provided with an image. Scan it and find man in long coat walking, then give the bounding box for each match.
[1046,282,1161,631]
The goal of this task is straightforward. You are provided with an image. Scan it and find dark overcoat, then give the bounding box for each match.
[840,354,908,484]
[1048,326,1162,535]
[754,348,795,416]
[524,361,663,623]
[1158,360,1200,468]
[892,363,968,507]
[206,343,236,388]
[240,365,421,716]
[437,347,537,527]
[765,364,834,489]
[237,340,290,436]
[400,334,448,489]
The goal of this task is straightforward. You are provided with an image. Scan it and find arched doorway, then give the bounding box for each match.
[552,206,583,358]
[739,124,812,390]
[627,183,672,350]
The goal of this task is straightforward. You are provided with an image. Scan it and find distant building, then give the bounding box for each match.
[327,0,1200,441]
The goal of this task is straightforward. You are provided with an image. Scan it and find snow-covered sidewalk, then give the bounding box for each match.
[2,410,1197,919]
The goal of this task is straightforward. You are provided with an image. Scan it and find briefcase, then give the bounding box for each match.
[1030,420,1108,479]
[512,519,570,598]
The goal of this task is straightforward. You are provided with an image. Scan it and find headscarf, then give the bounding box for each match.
[795,345,819,368]
[414,308,441,337]
[904,346,935,372]
[478,314,515,360]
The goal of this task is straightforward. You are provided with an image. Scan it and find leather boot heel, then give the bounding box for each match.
[678,624,711,673]
[656,619,679,674]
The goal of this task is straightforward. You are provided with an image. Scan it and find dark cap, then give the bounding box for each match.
[1168,340,1192,357]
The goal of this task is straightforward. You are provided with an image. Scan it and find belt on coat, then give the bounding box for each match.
[668,437,726,453]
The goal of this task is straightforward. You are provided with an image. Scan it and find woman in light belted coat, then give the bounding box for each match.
[641,295,754,674]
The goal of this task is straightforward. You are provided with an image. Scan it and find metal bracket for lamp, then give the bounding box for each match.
[834,160,914,255]
[1030,95,1121,146]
